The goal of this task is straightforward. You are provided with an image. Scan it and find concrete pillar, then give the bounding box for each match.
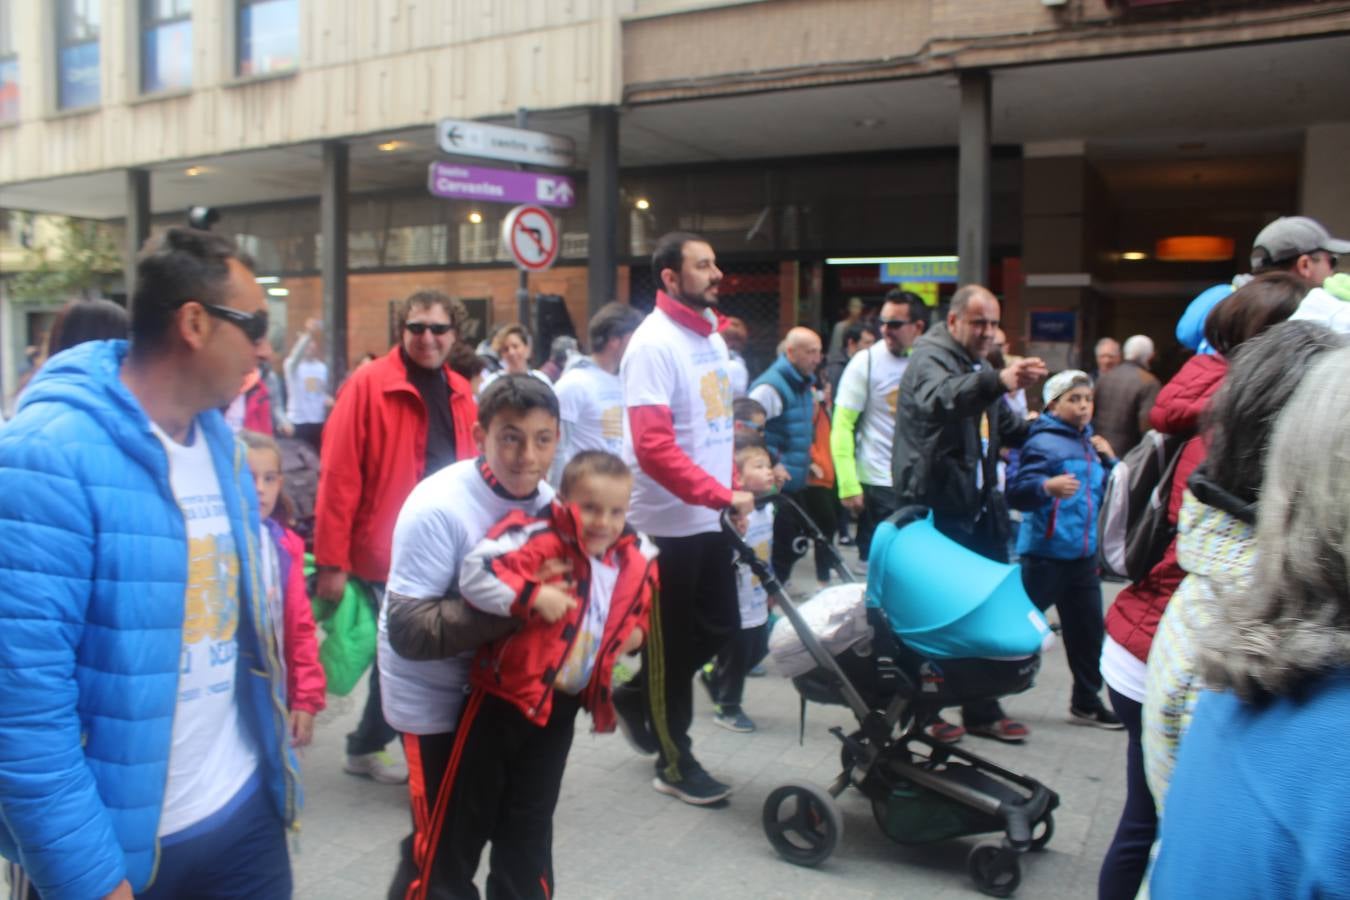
[321,141,349,382]
[587,106,620,319]
[124,168,150,301]
[1301,123,1350,265]
[957,71,991,287]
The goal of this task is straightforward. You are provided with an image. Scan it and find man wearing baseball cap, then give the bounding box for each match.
[1250,215,1349,284]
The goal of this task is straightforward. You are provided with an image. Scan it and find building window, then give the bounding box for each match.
[0,0,17,122]
[142,0,192,93]
[56,0,100,109]
[237,0,298,78]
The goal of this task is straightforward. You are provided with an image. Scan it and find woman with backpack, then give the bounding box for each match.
[1096,272,1304,900]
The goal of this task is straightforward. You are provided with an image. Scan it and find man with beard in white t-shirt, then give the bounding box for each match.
[613,231,755,806]
[548,302,644,487]
[830,289,928,560]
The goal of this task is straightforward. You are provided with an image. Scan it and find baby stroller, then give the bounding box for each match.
[722,497,1059,898]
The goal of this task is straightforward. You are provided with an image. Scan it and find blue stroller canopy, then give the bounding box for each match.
[867,514,1052,660]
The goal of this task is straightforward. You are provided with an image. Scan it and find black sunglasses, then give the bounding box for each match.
[880,318,912,329]
[405,322,454,336]
[200,302,269,342]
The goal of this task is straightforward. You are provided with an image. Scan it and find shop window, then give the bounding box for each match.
[237,0,298,77]
[56,0,100,110]
[0,0,17,122]
[141,0,192,93]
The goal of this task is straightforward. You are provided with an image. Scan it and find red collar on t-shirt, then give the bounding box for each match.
[655,290,724,338]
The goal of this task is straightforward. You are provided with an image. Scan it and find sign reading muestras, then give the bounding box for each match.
[435,118,576,168]
[426,162,576,209]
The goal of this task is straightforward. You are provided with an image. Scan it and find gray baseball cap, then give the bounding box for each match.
[1251,216,1350,269]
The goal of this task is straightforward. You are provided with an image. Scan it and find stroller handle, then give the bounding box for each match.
[721,493,859,585]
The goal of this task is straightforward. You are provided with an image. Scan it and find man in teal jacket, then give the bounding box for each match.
[0,228,298,900]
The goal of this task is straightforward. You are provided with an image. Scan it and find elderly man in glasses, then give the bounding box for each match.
[0,227,298,899]
[313,290,479,787]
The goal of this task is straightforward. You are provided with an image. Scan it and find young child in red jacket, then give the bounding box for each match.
[443,450,655,897]
[243,430,327,746]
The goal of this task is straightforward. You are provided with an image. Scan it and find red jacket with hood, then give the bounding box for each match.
[1104,353,1228,662]
[459,503,657,731]
[314,346,478,582]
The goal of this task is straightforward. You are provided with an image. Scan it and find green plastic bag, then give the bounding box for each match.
[305,554,377,697]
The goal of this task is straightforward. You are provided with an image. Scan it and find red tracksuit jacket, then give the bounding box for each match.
[459,503,657,731]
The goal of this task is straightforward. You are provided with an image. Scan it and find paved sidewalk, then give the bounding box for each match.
[294,556,1129,899]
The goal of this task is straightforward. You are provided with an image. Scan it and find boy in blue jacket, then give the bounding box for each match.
[1007,370,1123,730]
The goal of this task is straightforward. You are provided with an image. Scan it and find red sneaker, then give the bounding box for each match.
[925,719,966,744]
[967,718,1030,744]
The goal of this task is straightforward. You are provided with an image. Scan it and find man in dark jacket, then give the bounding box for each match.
[891,284,1046,743]
[1092,334,1160,457]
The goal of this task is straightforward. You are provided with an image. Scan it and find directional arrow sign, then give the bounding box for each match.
[427,162,576,209]
[435,118,576,168]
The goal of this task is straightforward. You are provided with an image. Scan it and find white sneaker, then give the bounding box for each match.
[344,750,408,784]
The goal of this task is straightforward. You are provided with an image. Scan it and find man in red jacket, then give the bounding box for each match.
[314,289,478,784]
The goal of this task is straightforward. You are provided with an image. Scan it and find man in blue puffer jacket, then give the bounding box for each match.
[0,228,299,900]
[1007,369,1123,731]
[748,326,822,581]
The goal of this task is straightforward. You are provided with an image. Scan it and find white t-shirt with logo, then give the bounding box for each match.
[551,360,625,486]
[621,306,735,537]
[150,422,259,837]
[554,556,617,694]
[381,458,555,735]
[834,343,910,488]
[286,358,329,425]
[735,505,775,629]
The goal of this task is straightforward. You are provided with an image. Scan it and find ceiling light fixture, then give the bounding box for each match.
[185,166,205,177]
[1120,251,1148,261]
[378,140,404,153]
[635,198,650,210]
[255,276,280,284]
[267,288,290,297]
[468,211,483,224]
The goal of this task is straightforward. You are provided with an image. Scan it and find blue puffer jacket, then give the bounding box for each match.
[751,355,815,492]
[0,341,299,899]
[1007,412,1112,560]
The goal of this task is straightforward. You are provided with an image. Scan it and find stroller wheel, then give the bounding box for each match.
[967,841,1022,898]
[1029,813,1054,852]
[762,781,843,868]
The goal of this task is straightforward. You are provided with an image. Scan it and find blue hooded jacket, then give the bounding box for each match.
[1007,412,1112,560]
[0,341,299,899]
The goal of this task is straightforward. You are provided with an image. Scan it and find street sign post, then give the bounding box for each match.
[501,205,559,272]
[426,162,575,208]
[435,118,576,168]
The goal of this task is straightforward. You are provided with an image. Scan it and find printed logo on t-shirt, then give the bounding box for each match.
[886,387,899,415]
[700,369,733,424]
[182,515,240,646]
[601,405,623,440]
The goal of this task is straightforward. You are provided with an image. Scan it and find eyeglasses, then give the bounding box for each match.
[1315,251,1340,269]
[405,322,453,336]
[200,302,269,343]
[735,419,765,433]
[879,319,913,329]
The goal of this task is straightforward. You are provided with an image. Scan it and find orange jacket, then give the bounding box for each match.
[314,347,478,582]
[807,401,835,489]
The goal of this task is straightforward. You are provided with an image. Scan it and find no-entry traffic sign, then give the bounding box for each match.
[501,205,559,272]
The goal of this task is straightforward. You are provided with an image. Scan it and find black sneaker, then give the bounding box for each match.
[652,761,731,806]
[1069,705,1125,730]
[613,685,659,755]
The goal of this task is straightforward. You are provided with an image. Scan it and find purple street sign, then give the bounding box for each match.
[426,161,576,209]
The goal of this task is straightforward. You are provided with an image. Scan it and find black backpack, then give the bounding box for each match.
[278,436,321,550]
[1097,430,1186,582]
